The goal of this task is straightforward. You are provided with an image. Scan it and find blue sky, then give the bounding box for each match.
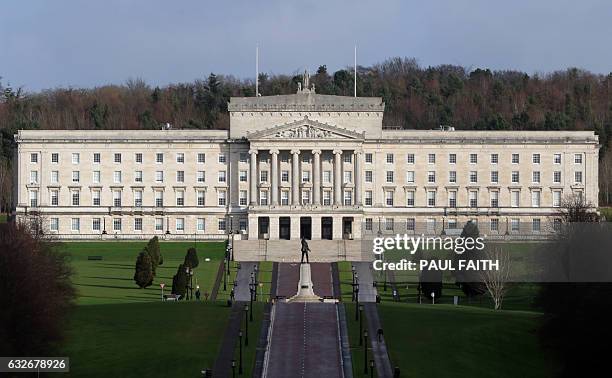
[1,0,611,91]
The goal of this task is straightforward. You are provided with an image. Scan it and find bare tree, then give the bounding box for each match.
[557,194,599,223]
[481,247,512,310]
[0,157,12,217]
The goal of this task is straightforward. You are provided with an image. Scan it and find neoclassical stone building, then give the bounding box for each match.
[13,81,599,258]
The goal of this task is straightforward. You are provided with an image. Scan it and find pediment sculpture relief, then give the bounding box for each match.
[274,125,334,139]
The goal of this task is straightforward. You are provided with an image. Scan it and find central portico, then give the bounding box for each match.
[244,116,366,241]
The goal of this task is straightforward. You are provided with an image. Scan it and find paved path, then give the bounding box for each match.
[354,262,378,302]
[276,263,300,298]
[364,303,394,378]
[310,262,333,297]
[266,302,343,378]
[212,302,245,377]
[235,262,258,301]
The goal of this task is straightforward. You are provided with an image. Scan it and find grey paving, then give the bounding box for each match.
[364,303,394,378]
[235,262,258,301]
[354,262,378,302]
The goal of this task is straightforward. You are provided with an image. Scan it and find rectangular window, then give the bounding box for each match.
[343,190,352,206]
[259,170,268,183]
[93,153,100,164]
[198,190,206,206]
[218,219,227,232]
[72,153,80,164]
[575,171,583,183]
[155,191,163,207]
[92,190,101,206]
[553,191,562,207]
[511,219,520,232]
[134,190,143,207]
[490,153,498,164]
[114,153,122,163]
[239,170,248,182]
[448,219,457,229]
[342,171,351,184]
[386,171,394,183]
[113,171,122,184]
[197,153,206,164]
[365,171,373,183]
[134,218,143,231]
[365,218,373,231]
[155,171,164,183]
[218,153,226,163]
[30,170,38,184]
[533,154,541,164]
[553,171,562,183]
[258,190,267,206]
[176,171,185,183]
[50,218,59,232]
[427,190,436,207]
[51,171,59,183]
[428,153,436,164]
[113,191,122,207]
[196,171,205,183]
[238,218,247,231]
[281,191,289,206]
[30,153,38,163]
[385,190,394,206]
[323,191,332,206]
[490,191,499,208]
[134,171,143,183]
[385,218,394,231]
[176,153,184,163]
[469,190,478,208]
[51,153,59,163]
[449,171,456,183]
[155,218,164,231]
[406,171,415,183]
[240,152,248,163]
[323,171,332,184]
[511,171,520,183]
[490,219,499,232]
[72,190,80,206]
[218,190,227,206]
[72,171,80,183]
[449,153,457,164]
[512,153,520,164]
[406,191,415,207]
[29,190,38,207]
[197,218,205,231]
[301,190,310,205]
[448,190,457,208]
[554,154,562,164]
[91,218,102,231]
[469,171,478,183]
[406,153,415,164]
[50,190,59,206]
[156,153,164,164]
[532,191,541,207]
[176,190,184,206]
[406,218,415,232]
[71,218,80,231]
[176,218,184,231]
[343,154,352,164]
[281,170,289,182]
[365,153,373,163]
[511,190,520,207]
[469,153,478,164]
[532,218,541,232]
[365,191,373,206]
[427,171,436,183]
[574,154,583,164]
[218,171,227,183]
[386,153,394,164]
[532,171,541,184]
[135,153,143,163]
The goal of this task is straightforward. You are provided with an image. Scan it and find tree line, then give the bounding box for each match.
[1,57,612,206]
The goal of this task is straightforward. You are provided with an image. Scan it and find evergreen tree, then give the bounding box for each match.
[171,264,188,298]
[133,251,153,288]
[145,236,162,273]
[454,221,487,297]
[184,247,199,269]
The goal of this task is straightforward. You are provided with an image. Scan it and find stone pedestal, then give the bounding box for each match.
[288,263,322,302]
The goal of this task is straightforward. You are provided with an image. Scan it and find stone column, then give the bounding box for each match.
[249,149,258,205]
[333,149,343,206]
[291,149,300,206]
[312,149,321,205]
[354,151,362,206]
[270,149,279,206]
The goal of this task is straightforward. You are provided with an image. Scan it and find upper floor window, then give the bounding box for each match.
[532,154,541,164]
[135,153,143,163]
[386,154,394,164]
[365,153,373,163]
[574,154,583,164]
[554,154,562,164]
[218,153,226,163]
[428,154,436,164]
[386,171,394,183]
[260,170,268,183]
[449,154,456,164]
[406,153,415,164]
[343,154,352,164]
[197,153,206,164]
[156,153,164,164]
[30,153,38,163]
[93,153,101,164]
[239,152,248,163]
[176,153,185,163]
[490,153,498,164]
[469,154,478,164]
[51,153,59,163]
[512,154,520,164]
[72,153,80,164]
[114,153,122,163]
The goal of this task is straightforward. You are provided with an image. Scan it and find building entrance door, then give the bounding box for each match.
[279,217,291,240]
[300,217,312,240]
[343,217,353,239]
[258,217,269,240]
[321,217,333,240]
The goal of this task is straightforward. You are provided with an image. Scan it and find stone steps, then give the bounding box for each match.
[233,239,367,262]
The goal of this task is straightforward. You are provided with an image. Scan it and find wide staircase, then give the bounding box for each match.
[233,239,367,262]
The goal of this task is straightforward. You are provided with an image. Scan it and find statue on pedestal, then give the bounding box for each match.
[300,237,310,264]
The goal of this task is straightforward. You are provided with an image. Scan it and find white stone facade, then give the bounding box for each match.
[14,90,599,242]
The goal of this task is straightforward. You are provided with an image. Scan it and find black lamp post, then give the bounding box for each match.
[231,359,236,378]
[238,330,243,374]
[355,285,360,321]
[351,266,356,301]
[249,282,254,322]
[244,305,249,346]
[370,359,375,378]
[223,248,228,292]
[363,330,369,374]
[359,304,364,345]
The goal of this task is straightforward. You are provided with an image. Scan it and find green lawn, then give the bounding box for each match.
[345,303,377,377]
[378,303,552,378]
[63,301,230,377]
[232,302,265,377]
[60,241,225,305]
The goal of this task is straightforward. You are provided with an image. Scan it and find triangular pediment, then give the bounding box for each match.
[246,116,365,140]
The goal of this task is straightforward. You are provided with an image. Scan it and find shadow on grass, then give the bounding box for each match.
[75,283,146,290]
[84,276,134,281]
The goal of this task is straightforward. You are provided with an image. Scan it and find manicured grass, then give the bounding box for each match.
[338,261,355,302]
[60,241,225,305]
[345,303,377,377]
[257,261,274,301]
[378,303,552,378]
[600,207,612,221]
[232,302,265,377]
[63,301,230,377]
[215,260,239,302]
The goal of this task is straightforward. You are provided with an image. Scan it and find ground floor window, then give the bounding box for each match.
[239,219,247,232]
[134,218,143,231]
[511,218,520,232]
[532,218,541,232]
[406,218,415,232]
[175,218,184,231]
[218,218,227,232]
[113,218,122,231]
[71,218,80,232]
[385,218,394,231]
[197,218,205,231]
[155,218,164,231]
[50,217,59,232]
[343,190,352,206]
[490,218,499,232]
[447,219,457,229]
[92,218,101,231]
[365,218,373,231]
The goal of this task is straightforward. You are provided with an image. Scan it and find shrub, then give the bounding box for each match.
[184,247,199,269]
[133,251,153,288]
[171,264,188,298]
